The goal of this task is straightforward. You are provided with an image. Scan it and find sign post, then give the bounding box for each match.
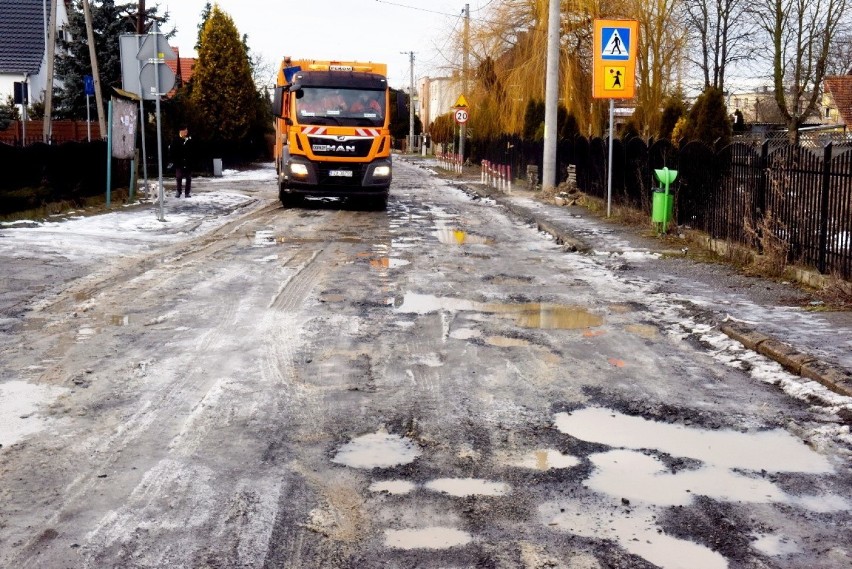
[454,94,468,165]
[83,75,95,141]
[593,19,638,217]
[136,22,176,222]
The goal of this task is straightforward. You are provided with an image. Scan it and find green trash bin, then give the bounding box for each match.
[651,189,673,224]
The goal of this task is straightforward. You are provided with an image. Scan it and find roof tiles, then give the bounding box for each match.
[0,0,50,74]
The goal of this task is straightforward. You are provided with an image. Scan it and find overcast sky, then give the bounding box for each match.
[162,0,492,89]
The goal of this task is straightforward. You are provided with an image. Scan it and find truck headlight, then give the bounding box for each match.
[373,166,391,177]
[290,163,309,177]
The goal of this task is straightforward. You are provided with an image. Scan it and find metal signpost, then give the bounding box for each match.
[83,75,94,141]
[136,22,175,222]
[593,19,638,217]
[453,95,469,163]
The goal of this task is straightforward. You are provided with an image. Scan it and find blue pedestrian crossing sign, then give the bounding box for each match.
[601,27,631,61]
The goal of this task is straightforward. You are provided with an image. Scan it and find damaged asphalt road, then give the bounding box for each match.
[0,159,850,568]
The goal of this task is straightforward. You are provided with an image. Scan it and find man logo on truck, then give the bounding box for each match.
[312,144,357,152]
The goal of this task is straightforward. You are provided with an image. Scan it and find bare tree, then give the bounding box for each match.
[827,29,852,76]
[631,0,687,136]
[681,0,755,91]
[754,0,848,142]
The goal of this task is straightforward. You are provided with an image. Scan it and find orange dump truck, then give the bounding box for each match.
[272,59,392,209]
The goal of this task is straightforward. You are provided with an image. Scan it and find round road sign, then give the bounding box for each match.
[454,108,469,124]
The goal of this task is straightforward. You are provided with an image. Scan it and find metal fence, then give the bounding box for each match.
[467,135,852,279]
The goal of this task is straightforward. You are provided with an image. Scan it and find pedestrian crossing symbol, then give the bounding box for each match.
[601,27,630,61]
[604,66,626,91]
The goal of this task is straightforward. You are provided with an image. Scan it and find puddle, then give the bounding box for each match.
[0,381,68,448]
[109,314,130,326]
[435,227,493,245]
[424,478,510,497]
[586,449,786,506]
[76,327,96,342]
[508,449,581,471]
[384,527,472,550]
[541,500,728,569]
[625,323,658,339]
[752,533,800,556]
[369,257,410,269]
[369,480,416,495]
[253,229,276,247]
[486,336,531,348]
[542,408,849,568]
[554,407,833,473]
[449,328,481,340]
[331,431,421,469]
[395,293,603,330]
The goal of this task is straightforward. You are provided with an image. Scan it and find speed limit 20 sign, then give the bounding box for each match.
[454,108,469,124]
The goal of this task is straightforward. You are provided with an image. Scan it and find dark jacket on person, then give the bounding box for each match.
[168,135,194,169]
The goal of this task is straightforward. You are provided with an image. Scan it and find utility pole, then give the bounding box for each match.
[137,0,146,33]
[542,0,560,191]
[401,51,415,152]
[459,3,469,163]
[43,0,57,143]
[82,0,106,136]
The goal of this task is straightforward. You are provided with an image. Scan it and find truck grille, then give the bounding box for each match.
[308,137,373,158]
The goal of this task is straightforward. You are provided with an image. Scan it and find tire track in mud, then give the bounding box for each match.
[7,201,307,567]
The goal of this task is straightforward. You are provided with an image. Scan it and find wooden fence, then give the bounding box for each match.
[0,120,101,146]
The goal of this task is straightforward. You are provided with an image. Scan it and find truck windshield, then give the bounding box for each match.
[296,88,386,127]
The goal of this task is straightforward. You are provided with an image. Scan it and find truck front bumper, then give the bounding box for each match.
[281,156,392,196]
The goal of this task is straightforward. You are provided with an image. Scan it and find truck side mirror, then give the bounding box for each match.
[272,86,285,118]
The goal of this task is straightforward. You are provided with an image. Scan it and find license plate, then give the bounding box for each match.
[329,170,353,177]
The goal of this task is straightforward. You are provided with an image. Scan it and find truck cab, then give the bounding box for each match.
[273,60,392,209]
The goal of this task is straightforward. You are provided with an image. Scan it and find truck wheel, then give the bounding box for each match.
[279,187,301,208]
[366,194,387,211]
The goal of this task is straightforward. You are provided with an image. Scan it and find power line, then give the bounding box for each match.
[374,0,459,18]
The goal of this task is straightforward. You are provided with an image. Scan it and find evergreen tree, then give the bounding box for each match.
[54,1,165,119]
[189,5,259,153]
[429,113,454,145]
[659,93,688,141]
[389,89,421,140]
[522,99,545,141]
[682,87,732,146]
[0,100,15,131]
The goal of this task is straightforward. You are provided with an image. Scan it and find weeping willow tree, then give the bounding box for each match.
[630,0,687,136]
[448,0,686,139]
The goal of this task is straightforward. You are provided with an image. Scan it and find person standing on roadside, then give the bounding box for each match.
[168,127,194,197]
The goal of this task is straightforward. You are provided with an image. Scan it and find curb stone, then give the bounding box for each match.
[443,171,852,400]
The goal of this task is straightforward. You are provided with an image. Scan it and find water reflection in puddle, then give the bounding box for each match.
[384,527,472,550]
[369,480,416,495]
[486,336,530,347]
[435,227,493,245]
[253,229,276,247]
[545,407,847,569]
[395,293,603,330]
[331,431,421,469]
[555,407,832,472]
[541,500,728,569]
[424,478,510,497]
[369,257,410,270]
[109,315,130,326]
[625,323,657,339]
[507,449,581,471]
